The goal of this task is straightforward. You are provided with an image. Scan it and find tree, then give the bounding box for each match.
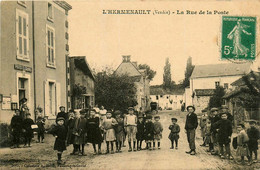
[163,57,172,89]
[183,57,195,88]
[208,86,226,109]
[138,64,156,80]
[95,70,137,111]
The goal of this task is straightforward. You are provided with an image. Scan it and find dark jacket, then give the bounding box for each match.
[23,118,34,138]
[36,117,45,133]
[50,124,67,151]
[57,112,68,121]
[86,117,103,144]
[11,115,23,131]
[144,121,154,140]
[213,119,232,144]
[247,127,260,150]
[185,112,198,130]
[210,115,221,133]
[136,120,145,140]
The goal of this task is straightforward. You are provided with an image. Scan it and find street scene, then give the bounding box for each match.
[0,0,260,169]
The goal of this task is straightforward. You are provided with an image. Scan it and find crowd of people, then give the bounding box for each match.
[9,103,259,166]
[197,105,259,166]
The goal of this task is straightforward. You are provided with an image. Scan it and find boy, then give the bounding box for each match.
[168,118,180,149]
[209,107,221,155]
[36,113,45,143]
[124,107,137,152]
[73,109,87,156]
[153,116,163,149]
[23,113,34,147]
[102,110,117,154]
[200,109,208,147]
[247,120,259,163]
[50,117,67,165]
[10,109,23,149]
[144,115,154,150]
[136,116,145,151]
[236,123,251,165]
[213,113,233,160]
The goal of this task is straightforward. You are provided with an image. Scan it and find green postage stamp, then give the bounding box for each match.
[221,16,256,60]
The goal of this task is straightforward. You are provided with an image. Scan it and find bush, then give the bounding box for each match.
[0,123,12,147]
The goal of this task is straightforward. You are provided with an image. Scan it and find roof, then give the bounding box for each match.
[194,89,215,96]
[70,56,95,80]
[190,63,251,79]
[115,62,142,77]
[150,87,184,95]
[54,1,72,11]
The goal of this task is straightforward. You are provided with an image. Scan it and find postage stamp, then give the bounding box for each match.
[221,16,256,60]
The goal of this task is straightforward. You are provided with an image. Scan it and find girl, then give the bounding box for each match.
[36,113,45,143]
[114,111,124,153]
[168,118,180,149]
[102,110,117,154]
[66,110,76,155]
[50,117,67,165]
[73,110,87,156]
[153,116,163,149]
[23,113,34,147]
[87,109,103,155]
[236,123,251,165]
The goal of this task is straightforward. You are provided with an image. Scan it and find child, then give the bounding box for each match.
[247,120,259,163]
[102,110,117,154]
[114,110,124,153]
[86,109,103,155]
[36,113,45,143]
[168,118,180,149]
[50,117,67,165]
[136,116,145,151]
[144,115,154,150]
[23,113,34,147]
[10,109,23,149]
[153,116,163,149]
[205,119,213,152]
[213,113,233,159]
[124,107,137,152]
[73,109,87,156]
[200,109,208,146]
[236,123,251,165]
[66,110,77,155]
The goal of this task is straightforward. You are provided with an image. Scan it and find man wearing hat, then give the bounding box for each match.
[185,105,198,155]
[57,106,68,121]
[124,107,137,152]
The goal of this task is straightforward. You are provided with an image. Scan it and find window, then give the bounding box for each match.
[49,82,56,116]
[46,26,55,67]
[16,9,29,61]
[224,83,229,89]
[47,2,54,21]
[215,81,220,88]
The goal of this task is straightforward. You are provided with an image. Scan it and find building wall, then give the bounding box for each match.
[34,1,68,119]
[191,75,242,91]
[0,1,34,123]
[184,88,192,107]
[150,94,183,110]
[193,96,211,114]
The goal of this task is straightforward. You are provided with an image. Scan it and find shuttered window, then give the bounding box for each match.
[16,9,29,61]
[46,25,55,67]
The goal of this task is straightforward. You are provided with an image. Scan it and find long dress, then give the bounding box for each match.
[236,130,250,156]
[73,117,87,145]
[102,118,117,142]
[86,117,103,144]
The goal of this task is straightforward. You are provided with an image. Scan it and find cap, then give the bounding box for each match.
[79,109,86,114]
[146,115,152,119]
[171,118,177,121]
[154,115,160,119]
[201,109,207,112]
[59,106,65,109]
[210,108,218,112]
[128,107,134,111]
[186,105,195,111]
[56,117,65,123]
[114,110,121,115]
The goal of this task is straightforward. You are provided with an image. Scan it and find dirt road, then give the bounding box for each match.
[0,110,259,169]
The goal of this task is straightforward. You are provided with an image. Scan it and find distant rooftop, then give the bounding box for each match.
[190,63,251,79]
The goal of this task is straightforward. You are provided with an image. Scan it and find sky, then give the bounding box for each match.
[68,0,260,85]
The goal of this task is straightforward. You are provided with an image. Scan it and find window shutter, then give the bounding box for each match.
[56,82,61,114]
[16,11,19,56]
[44,81,49,117]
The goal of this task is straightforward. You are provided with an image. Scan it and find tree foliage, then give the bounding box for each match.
[95,70,137,111]
[183,57,195,88]
[138,64,156,80]
[208,86,226,109]
[163,57,172,89]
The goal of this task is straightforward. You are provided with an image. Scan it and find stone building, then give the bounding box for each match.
[0,1,72,122]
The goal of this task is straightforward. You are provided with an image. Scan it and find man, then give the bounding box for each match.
[57,106,68,121]
[185,105,198,155]
[10,109,23,148]
[124,107,137,152]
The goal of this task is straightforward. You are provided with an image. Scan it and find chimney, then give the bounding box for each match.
[122,55,131,62]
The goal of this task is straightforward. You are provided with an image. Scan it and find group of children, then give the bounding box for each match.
[10,109,46,148]
[199,106,259,165]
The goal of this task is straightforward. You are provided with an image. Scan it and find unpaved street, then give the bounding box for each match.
[0,110,259,169]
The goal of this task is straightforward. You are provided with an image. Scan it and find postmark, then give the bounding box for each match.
[221,16,256,60]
